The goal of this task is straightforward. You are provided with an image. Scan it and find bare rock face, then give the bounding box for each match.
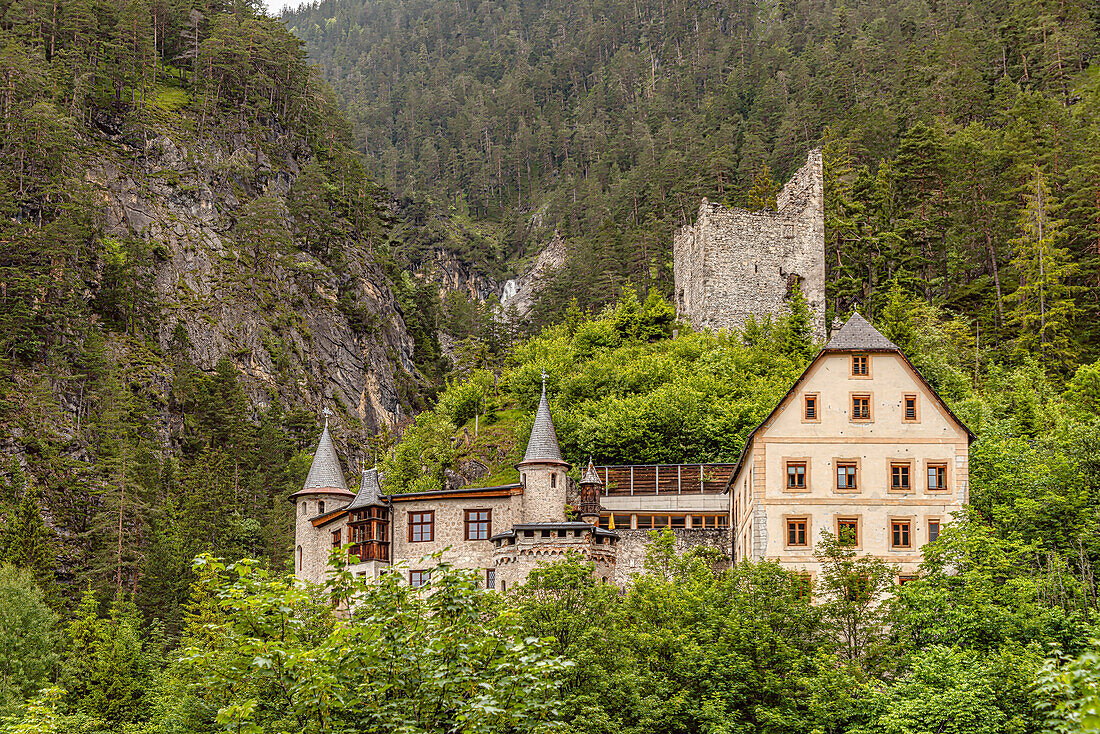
[88,133,418,439]
[414,247,498,302]
[499,231,567,318]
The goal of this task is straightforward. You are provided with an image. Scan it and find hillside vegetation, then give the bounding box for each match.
[286,0,1100,364]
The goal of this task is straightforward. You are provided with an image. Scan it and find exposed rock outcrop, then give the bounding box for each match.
[88,131,419,439]
[499,231,567,318]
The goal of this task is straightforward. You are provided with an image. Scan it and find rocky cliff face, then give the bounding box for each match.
[499,232,567,318]
[88,130,419,440]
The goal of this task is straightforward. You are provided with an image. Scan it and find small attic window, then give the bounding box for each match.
[851,355,869,377]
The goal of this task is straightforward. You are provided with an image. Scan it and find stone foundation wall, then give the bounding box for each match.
[612,528,732,586]
[673,150,825,339]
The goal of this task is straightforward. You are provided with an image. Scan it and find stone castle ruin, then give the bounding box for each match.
[673,149,826,339]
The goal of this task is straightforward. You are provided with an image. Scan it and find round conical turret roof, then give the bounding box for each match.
[518,375,569,467]
[289,418,355,501]
[580,457,603,486]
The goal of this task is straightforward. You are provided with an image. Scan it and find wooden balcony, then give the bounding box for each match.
[349,542,390,563]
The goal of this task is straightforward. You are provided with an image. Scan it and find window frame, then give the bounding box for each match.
[785,516,810,548]
[835,460,860,493]
[890,518,912,549]
[793,572,813,599]
[927,518,941,543]
[485,568,496,590]
[409,569,430,589]
[889,460,913,493]
[408,511,435,543]
[331,529,343,549]
[851,354,871,378]
[850,392,873,422]
[836,516,861,548]
[784,458,810,492]
[802,393,820,423]
[464,509,492,541]
[902,393,920,423]
[925,461,949,493]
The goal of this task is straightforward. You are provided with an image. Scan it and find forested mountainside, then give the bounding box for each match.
[286,0,1100,364]
[0,0,439,624]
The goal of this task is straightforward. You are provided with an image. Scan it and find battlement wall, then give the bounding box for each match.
[673,150,825,339]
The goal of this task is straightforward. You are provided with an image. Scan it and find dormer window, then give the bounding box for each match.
[851,354,869,377]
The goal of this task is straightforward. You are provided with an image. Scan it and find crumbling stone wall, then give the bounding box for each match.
[612,528,732,586]
[673,150,825,339]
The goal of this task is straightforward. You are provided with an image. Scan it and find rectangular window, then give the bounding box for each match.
[485,568,496,590]
[464,509,492,540]
[318,501,325,515]
[846,575,871,602]
[793,573,812,599]
[852,354,869,376]
[787,518,808,547]
[837,518,859,546]
[928,519,941,542]
[409,570,430,588]
[331,529,342,549]
[550,473,556,488]
[891,520,911,549]
[904,394,918,422]
[898,575,917,585]
[851,394,871,421]
[890,463,911,491]
[804,394,818,420]
[613,514,632,530]
[927,463,948,491]
[786,461,807,489]
[837,463,858,491]
[409,511,434,542]
[669,515,686,529]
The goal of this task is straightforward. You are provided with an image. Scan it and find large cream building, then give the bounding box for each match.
[728,313,971,579]
[292,314,970,589]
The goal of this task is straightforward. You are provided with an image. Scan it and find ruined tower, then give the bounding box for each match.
[673,149,826,339]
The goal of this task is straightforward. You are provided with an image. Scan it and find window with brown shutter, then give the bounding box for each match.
[804,394,818,420]
[890,463,911,491]
[837,463,858,491]
[851,394,871,421]
[786,461,807,489]
[927,463,948,491]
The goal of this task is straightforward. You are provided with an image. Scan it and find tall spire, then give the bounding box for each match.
[519,373,567,466]
[302,420,349,491]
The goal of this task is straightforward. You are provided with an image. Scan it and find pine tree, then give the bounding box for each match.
[1008,167,1079,368]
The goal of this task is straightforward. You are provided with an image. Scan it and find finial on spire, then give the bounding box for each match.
[322,406,332,427]
[541,369,548,395]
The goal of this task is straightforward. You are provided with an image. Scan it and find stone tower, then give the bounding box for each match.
[289,418,354,584]
[515,375,570,523]
[672,149,826,339]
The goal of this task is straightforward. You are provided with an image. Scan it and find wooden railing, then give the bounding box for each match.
[596,464,737,496]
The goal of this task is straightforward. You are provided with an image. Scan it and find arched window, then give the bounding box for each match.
[296,545,303,572]
[318,501,325,515]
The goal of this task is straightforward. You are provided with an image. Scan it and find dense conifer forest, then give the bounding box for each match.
[287,0,1100,364]
[3,0,1100,730]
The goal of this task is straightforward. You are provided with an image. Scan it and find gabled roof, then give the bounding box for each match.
[289,420,354,501]
[518,383,569,467]
[346,467,383,511]
[823,311,901,352]
[723,313,974,491]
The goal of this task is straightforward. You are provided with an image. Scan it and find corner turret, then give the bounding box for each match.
[578,458,604,524]
[516,372,570,523]
[289,412,354,583]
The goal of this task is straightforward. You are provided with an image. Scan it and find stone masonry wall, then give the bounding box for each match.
[389,495,518,582]
[673,150,825,339]
[612,528,732,586]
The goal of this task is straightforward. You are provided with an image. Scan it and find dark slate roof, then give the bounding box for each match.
[518,388,569,466]
[580,458,603,485]
[297,422,351,495]
[346,467,383,511]
[823,312,900,352]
